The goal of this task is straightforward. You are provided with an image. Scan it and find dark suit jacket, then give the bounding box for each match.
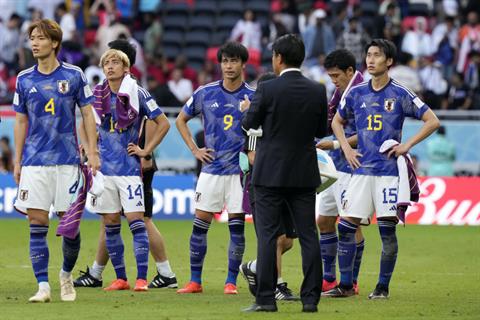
[242,70,328,188]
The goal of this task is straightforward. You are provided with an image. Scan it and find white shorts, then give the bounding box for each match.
[15,165,81,213]
[87,176,145,214]
[317,171,351,217]
[341,175,399,220]
[195,172,243,213]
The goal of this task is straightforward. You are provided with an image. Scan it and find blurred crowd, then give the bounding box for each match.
[0,0,480,110]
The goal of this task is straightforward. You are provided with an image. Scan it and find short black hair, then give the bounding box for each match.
[108,39,136,66]
[324,49,356,72]
[397,51,413,65]
[271,34,305,68]
[257,72,276,84]
[217,41,249,63]
[365,38,397,64]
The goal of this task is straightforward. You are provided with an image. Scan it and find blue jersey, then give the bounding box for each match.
[13,62,93,166]
[182,80,255,175]
[338,78,429,176]
[97,86,163,176]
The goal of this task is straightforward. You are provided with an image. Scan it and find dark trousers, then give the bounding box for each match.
[253,185,322,306]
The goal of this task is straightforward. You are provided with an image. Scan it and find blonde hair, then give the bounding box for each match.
[28,19,63,55]
[99,49,131,68]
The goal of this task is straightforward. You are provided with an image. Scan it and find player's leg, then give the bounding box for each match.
[177,173,222,293]
[317,213,339,292]
[369,176,399,299]
[275,234,300,301]
[353,226,365,294]
[224,174,246,294]
[145,217,178,288]
[324,175,373,297]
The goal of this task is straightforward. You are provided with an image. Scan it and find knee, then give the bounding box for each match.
[317,216,336,233]
[103,213,121,225]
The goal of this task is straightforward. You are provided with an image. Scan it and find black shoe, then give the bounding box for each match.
[321,285,355,298]
[239,261,257,296]
[275,282,300,301]
[302,304,318,313]
[148,273,178,289]
[73,267,103,288]
[242,304,277,312]
[368,284,389,300]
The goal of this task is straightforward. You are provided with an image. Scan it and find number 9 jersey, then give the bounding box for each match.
[338,79,430,176]
[13,62,93,166]
[182,80,255,175]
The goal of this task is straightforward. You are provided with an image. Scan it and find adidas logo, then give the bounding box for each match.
[29,87,37,94]
[389,205,397,211]
[210,102,219,108]
[360,102,367,109]
[136,201,143,207]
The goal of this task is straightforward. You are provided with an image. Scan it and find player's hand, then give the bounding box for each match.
[239,94,250,112]
[387,143,410,158]
[127,143,149,158]
[13,163,21,185]
[193,147,215,164]
[343,146,362,169]
[316,140,334,150]
[87,151,101,176]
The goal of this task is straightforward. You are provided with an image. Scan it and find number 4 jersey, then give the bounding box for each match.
[338,78,430,176]
[182,80,255,175]
[13,62,93,166]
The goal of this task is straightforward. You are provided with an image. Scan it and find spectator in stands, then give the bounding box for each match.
[376,2,402,45]
[93,16,130,60]
[0,136,13,173]
[457,11,480,74]
[465,50,480,108]
[147,51,171,85]
[168,68,193,104]
[84,56,106,87]
[427,126,455,177]
[147,75,181,108]
[303,54,335,99]
[230,9,262,51]
[330,4,348,38]
[401,16,434,60]
[302,9,335,66]
[432,16,458,79]
[175,55,197,88]
[28,0,63,20]
[55,3,76,41]
[197,70,212,88]
[336,17,371,69]
[0,13,21,75]
[419,57,448,109]
[389,51,423,94]
[263,13,289,47]
[143,13,163,61]
[443,72,473,110]
[18,8,43,70]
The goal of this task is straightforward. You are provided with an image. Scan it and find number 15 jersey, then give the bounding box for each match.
[13,62,93,166]
[338,78,429,176]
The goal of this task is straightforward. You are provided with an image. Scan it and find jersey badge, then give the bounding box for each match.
[384,98,396,112]
[57,80,70,94]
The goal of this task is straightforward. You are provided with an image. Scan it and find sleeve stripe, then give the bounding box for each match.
[391,80,415,98]
[62,63,87,82]
[138,86,150,98]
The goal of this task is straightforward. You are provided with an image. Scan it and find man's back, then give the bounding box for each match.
[250,71,327,187]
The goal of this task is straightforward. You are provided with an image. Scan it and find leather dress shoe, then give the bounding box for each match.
[242,304,278,312]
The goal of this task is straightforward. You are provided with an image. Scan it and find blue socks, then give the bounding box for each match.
[320,232,338,282]
[226,217,245,285]
[105,224,126,280]
[190,217,210,284]
[30,224,49,283]
[62,233,81,273]
[337,219,358,288]
[129,219,149,280]
[378,220,398,287]
[353,239,365,283]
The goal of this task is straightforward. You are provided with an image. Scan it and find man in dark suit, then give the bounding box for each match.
[242,34,328,313]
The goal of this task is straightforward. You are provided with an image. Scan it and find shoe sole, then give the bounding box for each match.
[148,283,178,289]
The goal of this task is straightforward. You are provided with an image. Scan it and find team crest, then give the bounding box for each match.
[57,80,70,94]
[19,189,29,201]
[91,195,97,207]
[195,192,202,203]
[384,98,396,112]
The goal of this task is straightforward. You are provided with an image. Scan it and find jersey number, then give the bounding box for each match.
[127,184,143,200]
[109,118,123,133]
[382,188,397,204]
[223,115,233,130]
[44,98,55,115]
[367,114,382,131]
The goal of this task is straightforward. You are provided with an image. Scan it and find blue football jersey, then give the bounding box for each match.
[182,80,255,175]
[13,62,93,166]
[328,108,356,174]
[97,86,163,176]
[338,79,429,176]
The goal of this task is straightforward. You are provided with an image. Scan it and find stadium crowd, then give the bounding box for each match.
[0,0,479,110]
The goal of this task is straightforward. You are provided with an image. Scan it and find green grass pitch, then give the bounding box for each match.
[0,219,478,320]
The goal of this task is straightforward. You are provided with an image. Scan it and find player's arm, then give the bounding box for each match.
[80,105,101,174]
[13,112,28,184]
[175,111,214,164]
[127,114,170,157]
[332,112,362,169]
[316,134,358,150]
[388,109,440,158]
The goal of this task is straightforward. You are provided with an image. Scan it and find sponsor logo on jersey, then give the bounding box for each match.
[384,98,396,112]
[57,80,70,94]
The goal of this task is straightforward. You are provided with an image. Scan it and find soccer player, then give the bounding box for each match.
[316,49,365,296]
[88,48,169,291]
[332,39,440,298]
[13,19,100,303]
[175,42,255,294]
[74,40,177,289]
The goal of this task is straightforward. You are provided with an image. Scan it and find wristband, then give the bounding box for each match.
[332,140,340,150]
